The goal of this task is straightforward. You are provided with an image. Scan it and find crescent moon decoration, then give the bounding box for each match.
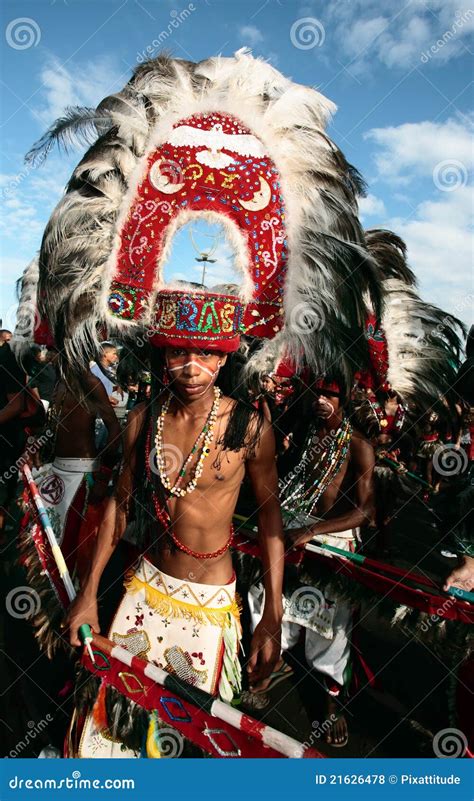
[149,159,185,194]
[238,176,271,212]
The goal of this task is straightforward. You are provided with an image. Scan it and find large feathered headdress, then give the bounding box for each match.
[27,50,381,386]
[360,228,465,411]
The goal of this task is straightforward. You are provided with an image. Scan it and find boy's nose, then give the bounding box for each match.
[182,358,201,377]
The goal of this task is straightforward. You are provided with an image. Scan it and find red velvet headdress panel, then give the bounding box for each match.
[107,112,287,346]
[356,313,390,391]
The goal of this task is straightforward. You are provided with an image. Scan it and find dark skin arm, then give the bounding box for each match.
[66,404,143,645]
[289,434,375,549]
[85,374,122,504]
[0,392,24,425]
[246,416,285,686]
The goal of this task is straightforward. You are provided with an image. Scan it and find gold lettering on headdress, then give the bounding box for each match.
[159,299,176,329]
[183,164,203,181]
[219,172,237,189]
[221,303,235,333]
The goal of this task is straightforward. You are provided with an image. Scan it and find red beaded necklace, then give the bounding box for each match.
[145,408,234,559]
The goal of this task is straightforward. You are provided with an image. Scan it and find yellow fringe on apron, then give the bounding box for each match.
[124,571,241,628]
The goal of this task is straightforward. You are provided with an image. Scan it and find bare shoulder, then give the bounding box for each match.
[218,394,237,418]
[83,371,103,393]
[349,425,375,464]
[124,402,148,445]
[248,407,273,459]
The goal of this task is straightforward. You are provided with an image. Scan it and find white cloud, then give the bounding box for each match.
[36,54,126,126]
[358,193,386,219]
[364,115,473,326]
[324,0,474,73]
[0,157,72,250]
[0,50,125,268]
[340,16,387,59]
[238,25,264,46]
[0,257,29,333]
[388,186,473,326]
[364,116,473,184]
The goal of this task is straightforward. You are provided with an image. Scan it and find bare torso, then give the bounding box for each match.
[313,425,366,522]
[132,397,248,584]
[52,382,98,458]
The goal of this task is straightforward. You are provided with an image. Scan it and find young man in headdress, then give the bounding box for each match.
[66,291,285,755]
[249,376,375,747]
[26,51,385,755]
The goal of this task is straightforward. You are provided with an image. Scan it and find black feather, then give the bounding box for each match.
[365,228,417,285]
[25,106,110,166]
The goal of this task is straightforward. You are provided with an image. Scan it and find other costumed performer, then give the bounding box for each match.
[22,49,383,757]
[351,229,471,753]
[12,259,122,601]
[247,372,375,748]
[351,229,465,538]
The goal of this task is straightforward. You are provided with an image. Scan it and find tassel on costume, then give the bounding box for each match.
[92,680,109,731]
[218,612,242,702]
[146,711,161,758]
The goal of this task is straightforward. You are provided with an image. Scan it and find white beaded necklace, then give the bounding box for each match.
[154,387,222,497]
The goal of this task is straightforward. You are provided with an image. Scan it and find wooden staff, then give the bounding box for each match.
[21,462,96,661]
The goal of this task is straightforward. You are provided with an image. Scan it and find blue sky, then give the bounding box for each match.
[1,0,472,332]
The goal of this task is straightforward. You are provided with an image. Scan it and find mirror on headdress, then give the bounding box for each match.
[161,219,243,296]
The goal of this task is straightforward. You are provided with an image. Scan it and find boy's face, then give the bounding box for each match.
[164,347,227,400]
[313,389,341,419]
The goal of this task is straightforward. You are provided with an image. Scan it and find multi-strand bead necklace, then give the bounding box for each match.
[146,388,234,559]
[154,386,221,497]
[280,417,353,518]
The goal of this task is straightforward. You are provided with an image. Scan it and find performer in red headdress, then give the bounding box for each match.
[19,50,384,757]
[248,373,375,747]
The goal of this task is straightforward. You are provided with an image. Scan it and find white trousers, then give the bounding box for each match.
[248,528,357,691]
